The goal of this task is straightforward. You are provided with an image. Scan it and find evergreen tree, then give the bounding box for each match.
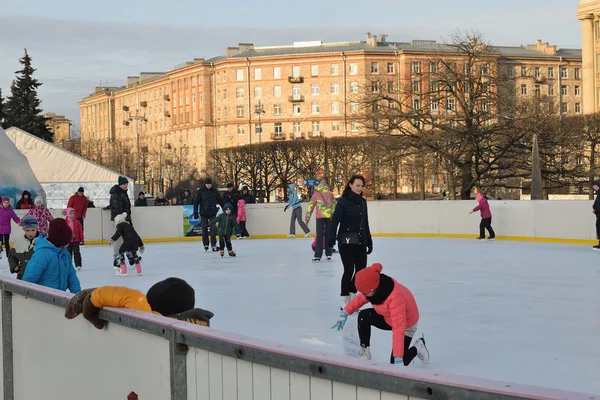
[0,88,5,129]
[4,49,53,141]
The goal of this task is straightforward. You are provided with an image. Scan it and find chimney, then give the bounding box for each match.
[238,43,254,53]
[366,32,377,47]
[226,47,241,58]
[126,76,139,87]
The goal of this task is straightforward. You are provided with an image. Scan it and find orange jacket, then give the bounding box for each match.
[90,287,158,315]
[344,278,419,358]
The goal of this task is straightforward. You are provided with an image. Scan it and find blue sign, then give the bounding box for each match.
[305,178,320,187]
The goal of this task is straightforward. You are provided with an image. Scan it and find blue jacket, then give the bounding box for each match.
[22,236,81,293]
[286,184,301,210]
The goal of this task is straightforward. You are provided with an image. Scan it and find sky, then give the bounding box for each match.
[0,0,581,128]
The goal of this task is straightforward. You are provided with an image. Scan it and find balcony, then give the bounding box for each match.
[164,111,171,117]
[309,131,324,139]
[288,76,304,83]
[533,76,547,83]
[163,94,170,101]
[288,95,305,102]
[288,132,306,140]
[270,132,285,140]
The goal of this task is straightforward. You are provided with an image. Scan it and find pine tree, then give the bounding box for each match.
[0,88,5,129]
[4,49,53,141]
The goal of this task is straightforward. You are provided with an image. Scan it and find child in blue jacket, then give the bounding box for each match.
[22,218,81,294]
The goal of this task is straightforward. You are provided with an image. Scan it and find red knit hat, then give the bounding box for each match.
[47,218,73,248]
[355,263,384,293]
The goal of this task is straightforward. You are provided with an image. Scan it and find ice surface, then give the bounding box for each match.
[2,237,599,395]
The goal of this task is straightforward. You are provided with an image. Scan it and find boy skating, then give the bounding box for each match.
[209,203,238,257]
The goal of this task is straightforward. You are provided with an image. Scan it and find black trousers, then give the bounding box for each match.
[239,221,250,237]
[338,244,368,296]
[314,218,332,258]
[357,308,418,366]
[596,217,600,242]
[219,234,233,251]
[77,217,84,231]
[0,234,10,257]
[68,242,82,267]
[201,216,217,247]
[479,217,495,239]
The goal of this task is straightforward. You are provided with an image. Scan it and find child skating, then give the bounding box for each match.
[332,262,429,366]
[65,208,84,271]
[8,215,39,280]
[209,203,238,257]
[0,196,20,259]
[469,193,495,240]
[236,198,250,239]
[109,212,145,276]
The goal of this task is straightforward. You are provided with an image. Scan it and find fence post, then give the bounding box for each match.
[169,328,188,400]
[2,289,14,400]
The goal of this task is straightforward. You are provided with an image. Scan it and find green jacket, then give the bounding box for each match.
[8,234,38,280]
[209,213,239,236]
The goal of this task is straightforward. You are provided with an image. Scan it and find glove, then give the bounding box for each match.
[284,205,289,212]
[394,357,404,365]
[366,245,373,255]
[80,241,85,247]
[331,310,349,331]
[108,239,114,246]
[328,238,336,248]
[193,214,199,220]
[139,246,145,254]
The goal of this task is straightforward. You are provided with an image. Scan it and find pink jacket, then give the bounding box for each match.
[0,206,20,235]
[473,196,492,219]
[26,206,54,235]
[65,208,84,243]
[236,199,246,223]
[344,278,419,358]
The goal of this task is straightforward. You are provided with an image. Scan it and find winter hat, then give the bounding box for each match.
[34,197,43,205]
[21,215,39,230]
[226,183,234,188]
[355,263,384,293]
[114,212,128,225]
[224,203,233,211]
[47,218,73,248]
[204,177,213,185]
[77,187,85,193]
[1,197,9,203]
[476,193,483,202]
[146,277,195,316]
[118,176,129,186]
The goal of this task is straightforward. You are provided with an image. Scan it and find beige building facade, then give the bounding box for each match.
[79,34,582,185]
[577,0,600,114]
[45,113,72,143]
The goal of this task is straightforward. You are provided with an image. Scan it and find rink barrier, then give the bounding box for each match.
[1,279,597,400]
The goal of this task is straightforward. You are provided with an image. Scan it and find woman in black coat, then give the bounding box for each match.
[328,174,372,310]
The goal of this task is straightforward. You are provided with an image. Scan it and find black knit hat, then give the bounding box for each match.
[146,278,195,316]
[204,177,213,185]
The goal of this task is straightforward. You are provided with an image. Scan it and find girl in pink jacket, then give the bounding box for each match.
[26,198,54,236]
[332,263,429,366]
[0,197,21,259]
[236,199,249,238]
[470,193,495,240]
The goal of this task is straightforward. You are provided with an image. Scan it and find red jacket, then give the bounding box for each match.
[65,209,84,243]
[67,193,88,219]
[345,277,419,358]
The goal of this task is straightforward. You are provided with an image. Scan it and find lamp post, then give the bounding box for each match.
[254,101,265,144]
[124,105,147,183]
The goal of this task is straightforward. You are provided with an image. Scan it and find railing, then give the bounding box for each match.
[288,95,305,102]
[288,76,304,83]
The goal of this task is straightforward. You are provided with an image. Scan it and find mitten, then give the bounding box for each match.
[366,245,373,255]
[283,205,289,212]
[139,246,145,254]
[394,357,404,365]
[331,310,349,331]
[108,239,114,246]
[65,288,97,319]
[83,293,106,330]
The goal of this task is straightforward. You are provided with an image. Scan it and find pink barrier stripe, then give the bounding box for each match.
[5,280,598,400]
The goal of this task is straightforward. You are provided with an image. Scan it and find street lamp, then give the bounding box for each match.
[124,103,148,183]
[254,101,265,144]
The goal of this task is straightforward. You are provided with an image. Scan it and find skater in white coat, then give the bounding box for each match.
[109,212,145,276]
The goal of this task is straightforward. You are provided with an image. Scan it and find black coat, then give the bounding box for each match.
[111,222,144,253]
[109,185,131,222]
[193,187,224,217]
[134,198,147,207]
[594,194,600,215]
[328,191,372,247]
[240,190,256,204]
[222,190,241,214]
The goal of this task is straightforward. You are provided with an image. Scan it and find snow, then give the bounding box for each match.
[2,237,599,395]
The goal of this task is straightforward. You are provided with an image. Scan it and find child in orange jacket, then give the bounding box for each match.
[332,263,430,366]
[65,277,214,329]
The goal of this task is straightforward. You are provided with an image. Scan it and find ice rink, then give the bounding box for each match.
[2,236,599,395]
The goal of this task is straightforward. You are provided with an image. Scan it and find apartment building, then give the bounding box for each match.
[577,0,600,114]
[44,113,72,143]
[79,34,582,183]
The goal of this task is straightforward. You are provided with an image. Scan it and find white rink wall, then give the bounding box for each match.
[8,200,597,244]
[1,280,595,400]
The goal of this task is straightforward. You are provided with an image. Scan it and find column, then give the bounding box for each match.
[581,15,596,114]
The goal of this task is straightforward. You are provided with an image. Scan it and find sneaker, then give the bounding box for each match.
[76,266,82,272]
[414,336,430,364]
[228,250,236,257]
[219,249,224,257]
[287,234,295,238]
[117,264,128,276]
[359,346,372,360]
[135,263,142,275]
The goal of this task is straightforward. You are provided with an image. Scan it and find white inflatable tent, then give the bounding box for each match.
[5,127,133,209]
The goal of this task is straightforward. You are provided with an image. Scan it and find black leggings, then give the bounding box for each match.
[479,217,495,239]
[357,308,418,366]
[239,221,249,237]
[68,242,82,267]
[338,244,368,296]
[0,234,9,257]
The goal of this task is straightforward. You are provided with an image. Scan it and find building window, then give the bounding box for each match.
[410,62,420,74]
[222,72,226,82]
[223,107,227,119]
[191,77,196,87]
[351,120,359,132]
[312,121,320,134]
[430,99,439,112]
[293,104,301,115]
[331,64,339,76]
[561,102,568,114]
[292,85,301,98]
[236,88,244,99]
[575,68,581,79]
[387,62,394,74]
[275,123,282,134]
[548,84,554,96]
[331,82,340,94]
[349,63,358,75]
[236,69,244,81]
[256,124,262,135]
[332,101,340,114]
[237,106,244,117]
[332,120,340,132]
[254,68,262,80]
[371,81,379,93]
[521,84,527,96]
[223,89,227,99]
[561,85,568,96]
[534,67,540,78]
[575,86,581,96]
[534,85,541,99]
[411,80,421,93]
[350,101,359,113]
[254,87,262,98]
[412,98,421,110]
[237,125,245,135]
[521,66,527,77]
[576,103,581,114]
[311,65,319,76]
[481,64,490,76]
[192,93,196,103]
[292,66,300,78]
[311,84,320,96]
[371,62,379,74]
[446,98,456,111]
[311,103,320,114]
[350,82,359,93]
[273,86,282,97]
[274,104,282,115]
[548,67,554,78]
[273,67,281,79]
[561,68,568,78]
[507,66,515,78]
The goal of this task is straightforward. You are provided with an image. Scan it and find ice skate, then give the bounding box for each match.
[304,232,310,238]
[593,244,600,251]
[228,250,236,257]
[326,256,332,260]
[487,237,495,241]
[359,346,372,360]
[212,246,219,252]
[116,263,128,276]
[414,336,430,364]
[312,257,321,262]
[134,263,142,275]
[287,234,295,238]
[220,249,224,257]
[76,266,82,272]
[204,246,209,251]
[476,237,485,240]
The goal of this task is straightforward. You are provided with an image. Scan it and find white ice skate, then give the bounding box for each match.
[287,234,295,238]
[414,336,430,364]
[76,266,82,272]
[116,263,128,276]
[304,233,310,238]
[359,346,372,360]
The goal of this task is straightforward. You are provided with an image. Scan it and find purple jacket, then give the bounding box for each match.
[473,198,492,219]
[0,206,20,235]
